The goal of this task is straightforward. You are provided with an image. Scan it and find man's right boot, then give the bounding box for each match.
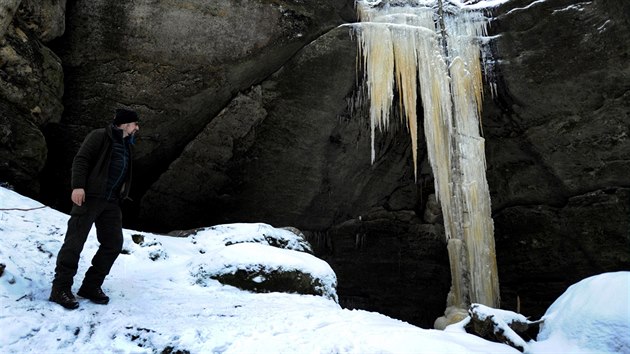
[49,288,79,309]
[77,286,109,305]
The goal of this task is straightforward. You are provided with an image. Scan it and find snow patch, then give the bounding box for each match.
[1,186,627,353]
[536,272,630,353]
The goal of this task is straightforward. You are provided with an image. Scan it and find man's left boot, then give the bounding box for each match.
[77,286,109,304]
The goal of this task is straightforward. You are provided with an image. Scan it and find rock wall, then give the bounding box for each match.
[42,0,356,213]
[0,0,65,196]
[486,0,630,318]
[1,0,628,329]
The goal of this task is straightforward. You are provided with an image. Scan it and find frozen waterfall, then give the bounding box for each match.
[354,0,500,325]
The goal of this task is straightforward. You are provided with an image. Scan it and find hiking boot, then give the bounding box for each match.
[49,288,79,309]
[77,286,109,304]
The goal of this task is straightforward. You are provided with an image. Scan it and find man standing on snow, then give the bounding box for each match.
[50,109,140,309]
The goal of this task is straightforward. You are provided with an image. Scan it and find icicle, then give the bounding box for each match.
[354,0,501,314]
[358,23,395,163]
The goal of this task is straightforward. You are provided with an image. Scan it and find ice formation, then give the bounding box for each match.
[355,0,499,311]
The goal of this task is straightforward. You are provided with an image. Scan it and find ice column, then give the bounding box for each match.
[354,0,500,318]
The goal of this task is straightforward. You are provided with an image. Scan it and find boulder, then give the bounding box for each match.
[187,225,338,300]
[466,303,540,352]
[209,262,335,300]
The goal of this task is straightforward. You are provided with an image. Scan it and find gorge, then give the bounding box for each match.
[0,0,628,329]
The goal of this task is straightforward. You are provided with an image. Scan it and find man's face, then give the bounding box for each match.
[122,122,139,137]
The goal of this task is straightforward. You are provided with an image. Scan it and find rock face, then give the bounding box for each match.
[15,0,66,42]
[485,0,630,319]
[312,209,452,328]
[139,25,418,231]
[0,0,65,196]
[1,0,628,329]
[494,188,630,319]
[42,0,356,212]
[486,0,630,210]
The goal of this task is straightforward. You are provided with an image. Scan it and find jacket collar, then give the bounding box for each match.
[106,123,136,145]
[107,124,125,142]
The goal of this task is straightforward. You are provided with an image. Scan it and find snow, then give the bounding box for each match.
[470,304,529,324]
[357,0,512,10]
[552,2,591,15]
[505,0,547,15]
[534,272,630,353]
[1,186,628,353]
[468,304,532,351]
[597,19,611,33]
[452,0,512,10]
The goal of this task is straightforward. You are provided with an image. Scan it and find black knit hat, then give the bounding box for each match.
[113,109,139,125]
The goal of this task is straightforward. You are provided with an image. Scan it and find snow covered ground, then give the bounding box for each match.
[1,186,628,353]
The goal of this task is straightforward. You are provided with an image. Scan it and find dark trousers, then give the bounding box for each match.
[52,198,123,290]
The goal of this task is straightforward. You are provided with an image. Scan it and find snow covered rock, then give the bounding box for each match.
[467,304,538,352]
[213,223,313,254]
[166,223,313,253]
[128,222,336,300]
[535,272,630,353]
[183,224,338,301]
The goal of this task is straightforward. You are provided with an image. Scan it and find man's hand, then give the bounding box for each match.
[71,188,86,206]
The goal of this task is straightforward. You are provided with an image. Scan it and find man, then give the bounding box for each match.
[50,108,140,309]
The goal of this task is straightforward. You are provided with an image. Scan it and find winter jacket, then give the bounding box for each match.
[71,124,134,201]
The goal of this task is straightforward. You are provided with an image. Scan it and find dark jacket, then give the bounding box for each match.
[71,124,134,200]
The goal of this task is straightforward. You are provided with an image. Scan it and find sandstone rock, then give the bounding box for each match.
[137,24,419,233]
[197,26,418,231]
[212,267,333,299]
[191,242,338,301]
[16,0,67,42]
[44,0,355,210]
[131,234,144,245]
[483,0,630,321]
[0,26,63,126]
[139,87,267,230]
[466,303,538,352]
[495,188,630,320]
[0,107,47,195]
[314,209,451,328]
[0,2,64,194]
[488,0,630,197]
[0,0,21,39]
